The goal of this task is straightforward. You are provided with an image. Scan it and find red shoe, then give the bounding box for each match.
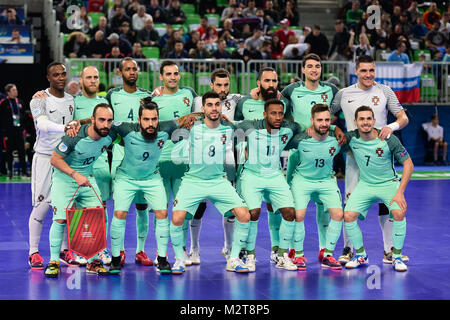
[135,251,153,266]
[288,249,295,259]
[59,250,80,266]
[322,255,342,270]
[29,252,44,270]
[318,248,326,262]
[120,250,126,266]
[292,256,308,271]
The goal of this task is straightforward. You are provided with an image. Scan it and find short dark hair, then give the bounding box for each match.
[159,60,178,75]
[93,103,114,118]
[257,67,277,81]
[302,53,321,68]
[47,61,64,75]
[311,104,330,117]
[431,114,439,120]
[264,98,284,112]
[119,57,137,71]
[4,83,15,93]
[355,55,374,69]
[139,96,159,118]
[202,91,220,105]
[211,68,230,83]
[354,105,374,119]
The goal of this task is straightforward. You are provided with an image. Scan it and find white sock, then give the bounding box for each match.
[223,216,235,250]
[379,214,394,253]
[190,218,202,252]
[28,204,50,255]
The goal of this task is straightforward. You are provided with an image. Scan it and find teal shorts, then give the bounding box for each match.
[291,175,342,211]
[237,169,294,212]
[113,173,167,212]
[344,180,401,220]
[92,152,111,202]
[50,174,103,221]
[174,175,246,219]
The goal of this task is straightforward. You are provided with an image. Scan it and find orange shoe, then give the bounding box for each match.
[135,251,153,266]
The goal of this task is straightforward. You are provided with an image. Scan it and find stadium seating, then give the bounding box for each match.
[142,46,160,59]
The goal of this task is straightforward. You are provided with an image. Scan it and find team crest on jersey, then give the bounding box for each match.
[372,96,380,106]
[376,147,384,157]
[158,139,165,149]
[38,194,44,202]
[221,134,227,144]
[329,146,336,156]
[69,105,73,115]
[184,97,190,107]
[225,101,231,111]
[281,134,288,144]
[321,93,328,102]
[173,200,178,207]
[58,143,68,152]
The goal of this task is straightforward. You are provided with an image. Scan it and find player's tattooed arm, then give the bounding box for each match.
[50,152,91,186]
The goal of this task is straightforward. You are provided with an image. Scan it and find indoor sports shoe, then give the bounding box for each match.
[345,254,369,269]
[245,254,256,272]
[172,259,185,274]
[221,247,230,260]
[322,255,342,270]
[44,261,60,278]
[392,257,408,272]
[226,257,249,273]
[190,250,200,265]
[292,256,308,271]
[338,247,354,265]
[183,249,192,266]
[383,248,409,264]
[318,248,326,262]
[29,252,44,270]
[120,250,126,266]
[239,249,247,263]
[98,249,112,265]
[275,253,297,271]
[270,250,279,264]
[135,251,153,266]
[59,250,81,266]
[156,256,172,274]
[86,259,109,275]
[109,262,121,275]
[72,253,87,266]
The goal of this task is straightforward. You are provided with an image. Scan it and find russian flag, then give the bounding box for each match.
[349,63,423,104]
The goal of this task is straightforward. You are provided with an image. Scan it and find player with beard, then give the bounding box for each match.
[189,68,242,264]
[44,104,116,277]
[108,97,196,274]
[106,58,154,267]
[235,67,291,264]
[285,104,345,270]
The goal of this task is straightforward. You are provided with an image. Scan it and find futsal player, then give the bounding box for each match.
[343,106,413,272]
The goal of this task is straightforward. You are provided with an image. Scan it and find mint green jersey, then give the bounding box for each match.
[236,119,300,176]
[112,120,179,180]
[151,86,197,163]
[54,124,117,178]
[290,130,341,180]
[345,129,410,184]
[184,119,235,180]
[234,95,290,121]
[73,94,108,120]
[281,80,338,130]
[106,86,152,122]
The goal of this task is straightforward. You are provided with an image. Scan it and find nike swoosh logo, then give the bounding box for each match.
[248,109,256,113]
[49,110,56,113]
[302,150,311,152]
[113,102,120,105]
[130,142,138,145]
[352,147,359,149]
[394,234,404,237]
[239,240,247,243]
[348,100,355,103]
[297,96,303,99]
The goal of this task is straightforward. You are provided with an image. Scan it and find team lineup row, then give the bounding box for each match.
[26,53,412,278]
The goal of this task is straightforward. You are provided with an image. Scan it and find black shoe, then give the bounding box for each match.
[156,256,172,274]
[109,256,121,274]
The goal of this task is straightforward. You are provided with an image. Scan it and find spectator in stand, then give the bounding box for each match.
[221,0,241,23]
[126,0,141,18]
[258,40,272,59]
[63,32,90,58]
[87,30,110,58]
[329,19,351,61]
[159,24,173,51]
[136,17,160,48]
[346,0,363,29]
[387,41,410,63]
[243,0,258,17]
[374,38,391,61]
[380,11,392,35]
[189,39,212,60]
[104,45,125,73]
[108,0,124,20]
[349,29,373,61]
[67,81,81,95]
[166,40,190,59]
[198,16,218,39]
[304,24,330,60]
[1,8,22,25]
[426,21,447,56]
[424,2,442,30]
[201,0,219,15]
[391,6,402,28]
[110,5,131,34]
[130,42,148,72]
[443,43,450,61]
[407,1,421,23]
[241,23,253,39]
[412,15,429,47]
[231,38,252,70]
[88,0,103,12]
[185,30,200,52]
[276,19,296,48]
[132,5,151,32]
[166,0,186,25]
[70,6,93,35]
[264,0,280,26]
[256,8,268,30]
[440,12,450,39]
[90,16,112,38]
[219,18,241,47]
[398,12,413,38]
[203,26,219,52]
[245,26,265,51]
[119,21,136,44]
[282,41,310,59]
[212,39,232,59]
[281,0,299,26]
[107,32,132,56]
[422,114,448,165]
[270,33,285,60]
[147,0,166,24]
[387,24,409,51]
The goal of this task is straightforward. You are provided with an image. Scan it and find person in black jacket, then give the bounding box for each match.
[166,0,186,25]
[63,32,90,58]
[329,19,351,61]
[0,84,28,178]
[304,24,330,60]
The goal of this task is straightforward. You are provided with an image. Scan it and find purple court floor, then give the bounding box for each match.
[0,177,449,300]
